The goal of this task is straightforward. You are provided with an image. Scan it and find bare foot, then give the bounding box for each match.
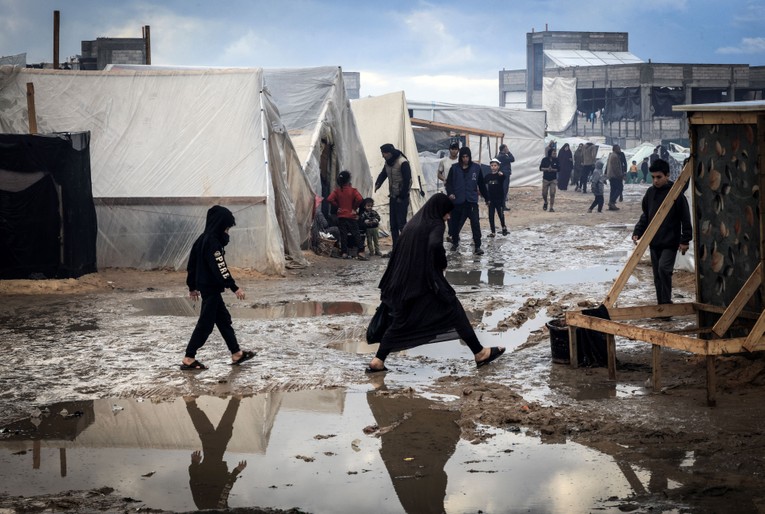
[367,357,386,371]
[475,346,505,363]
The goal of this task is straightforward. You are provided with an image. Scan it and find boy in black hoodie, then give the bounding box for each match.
[181,205,255,370]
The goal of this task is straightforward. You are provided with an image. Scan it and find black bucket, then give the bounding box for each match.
[546,318,570,364]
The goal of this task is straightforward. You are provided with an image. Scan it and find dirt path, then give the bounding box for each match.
[2,184,765,512]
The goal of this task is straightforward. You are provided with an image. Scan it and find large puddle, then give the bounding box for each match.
[445,264,632,287]
[132,298,376,318]
[0,391,687,513]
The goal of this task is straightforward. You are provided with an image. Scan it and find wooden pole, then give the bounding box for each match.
[143,25,151,65]
[53,10,60,69]
[26,83,38,134]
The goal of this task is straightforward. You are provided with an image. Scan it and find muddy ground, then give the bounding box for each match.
[2,184,765,513]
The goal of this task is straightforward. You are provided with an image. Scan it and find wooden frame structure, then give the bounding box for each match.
[566,102,765,406]
[409,117,504,164]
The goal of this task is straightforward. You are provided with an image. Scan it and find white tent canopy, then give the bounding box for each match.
[408,100,547,187]
[351,91,425,230]
[0,66,312,274]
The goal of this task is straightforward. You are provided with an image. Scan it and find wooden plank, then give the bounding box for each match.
[706,356,717,407]
[688,112,758,125]
[607,334,616,380]
[651,345,661,392]
[743,308,765,351]
[567,311,750,355]
[605,302,696,321]
[94,196,267,206]
[603,160,691,308]
[568,324,579,368]
[711,263,762,337]
[693,302,762,321]
[26,82,37,134]
[409,117,505,138]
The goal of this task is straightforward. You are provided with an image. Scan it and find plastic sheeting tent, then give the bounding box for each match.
[408,100,547,187]
[350,91,426,231]
[0,66,312,274]
[262,67,371,200]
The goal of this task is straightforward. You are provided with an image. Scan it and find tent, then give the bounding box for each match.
[262,67,371,200]
[0,66,312,274]
[351,91,426,231]
[408,100,547,187]
[0,132,97,279]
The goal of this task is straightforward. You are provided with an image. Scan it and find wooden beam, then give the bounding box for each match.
[607,334,616,380]
[567,311,750,355]
[711,263,762,337]
[693,302,762,321]
[409,117,505,138]
[568,324,579,368]
[651,345,661,392]
[53,10,60,70]
[26,82,37,134]
[743,308,765,351]
[689,112,758,125]
[603,160,691,308]
[604,302,695,321]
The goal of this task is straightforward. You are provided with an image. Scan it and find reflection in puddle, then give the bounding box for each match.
[131,298,376,318]
[0,391,685,513]
[446,265,632,287]
[572,382,649,400]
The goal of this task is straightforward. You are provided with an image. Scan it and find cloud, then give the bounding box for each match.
[716,37,765,54]
[402,9,474,68]
[360,70,496,106]
[220,30,274,66]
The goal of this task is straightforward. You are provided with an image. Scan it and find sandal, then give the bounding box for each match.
[232,350,256,366]
[180,360,208,371]
[476,347,505,368]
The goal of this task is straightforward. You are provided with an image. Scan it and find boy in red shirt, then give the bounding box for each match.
[327,171,367,260]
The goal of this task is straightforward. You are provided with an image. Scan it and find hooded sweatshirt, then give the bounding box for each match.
[187,205,239,294]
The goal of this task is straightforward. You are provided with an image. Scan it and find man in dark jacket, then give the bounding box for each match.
[181,205,255,370]
[445,147,488,255]
[375,143,412,247]
[495,144,515,209]
[632,159,692,305]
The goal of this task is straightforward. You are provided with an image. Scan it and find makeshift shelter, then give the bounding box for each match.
[565,100,765,405]
[0,132,97,279]
[262,67,371,200]
[351,91,426,230]
[0,66,312,274]
[408,100,547,187]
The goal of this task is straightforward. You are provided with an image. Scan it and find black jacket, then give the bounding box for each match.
[187,205,239,294]
[633,182,692,249]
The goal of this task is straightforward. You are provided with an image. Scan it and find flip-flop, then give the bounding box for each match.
[180,360,208,371]
[231,350,256,366]
[476,347,505,368]
[364,365,389,374]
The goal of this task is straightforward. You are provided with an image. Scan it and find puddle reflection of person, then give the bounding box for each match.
[185,397,246,510]
[366,193,505,372]
[367,391,460,513]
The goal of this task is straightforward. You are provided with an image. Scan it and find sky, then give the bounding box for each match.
[1,0,765,106]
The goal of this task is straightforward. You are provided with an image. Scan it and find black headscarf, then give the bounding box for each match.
[379,193,454,307]
[204,205,236,247]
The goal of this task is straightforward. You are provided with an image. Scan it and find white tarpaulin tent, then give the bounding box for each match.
[0,66,312,274]
[351,91,425,230]
[408,100,547,187]
[263,66,371,200]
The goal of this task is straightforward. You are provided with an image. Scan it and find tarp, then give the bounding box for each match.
[0,66,313,274]
[0,132,97,279]
[351,91,425,230]
[408,100,547,187]
[543,76,578,133]
[263,67,371,200]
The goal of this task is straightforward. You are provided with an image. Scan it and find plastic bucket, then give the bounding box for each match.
[546,318,570,364]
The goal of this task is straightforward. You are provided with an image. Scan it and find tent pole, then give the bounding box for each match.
[26,82,37,134]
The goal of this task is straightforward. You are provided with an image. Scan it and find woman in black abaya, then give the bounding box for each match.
[366,193,505,372]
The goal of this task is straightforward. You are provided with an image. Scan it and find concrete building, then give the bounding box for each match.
[79,38,147,70]
[500,30,765,147]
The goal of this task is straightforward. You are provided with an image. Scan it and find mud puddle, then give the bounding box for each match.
[132,298,376,318]
[0,391,688,513]
[446,265,630,287]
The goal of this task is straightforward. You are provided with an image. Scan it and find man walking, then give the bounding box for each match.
[606,144,625,211]
[375,143,412,247]
[580,142,598,193]
[446,147,487,255]
[495,144,515,209]
[632,159,692,305]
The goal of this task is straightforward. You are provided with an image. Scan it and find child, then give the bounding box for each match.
[359,197,382,256]
[327,170,367,260]
[181,205,255,370]
[485,158,508,236]
[587,161,607,213]
[628,160,639,184]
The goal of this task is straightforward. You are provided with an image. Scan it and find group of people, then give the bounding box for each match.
[179,139,689,378]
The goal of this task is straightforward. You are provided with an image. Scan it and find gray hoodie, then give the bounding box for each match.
[590,162,606,196]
